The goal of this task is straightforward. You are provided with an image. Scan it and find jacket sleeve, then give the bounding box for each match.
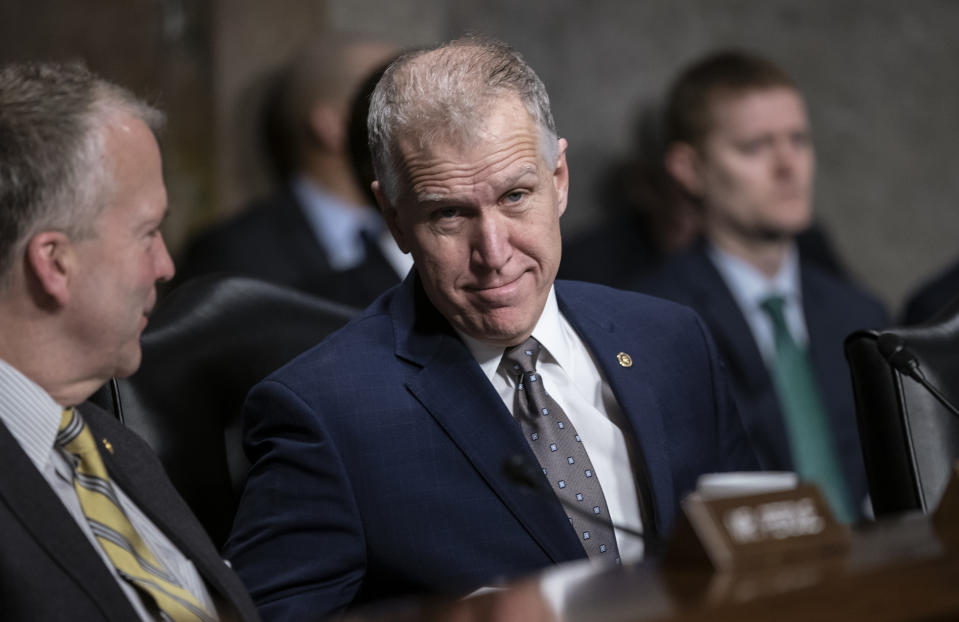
[223,378,365,621]
[692,310,762,473]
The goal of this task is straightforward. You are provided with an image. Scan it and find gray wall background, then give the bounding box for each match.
[329,0,959,313]
[3,1,957,313]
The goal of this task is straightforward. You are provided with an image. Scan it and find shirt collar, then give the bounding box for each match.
[290,175,383,270]
[0,357,65,473]
[707,242,801,310]
[457,286,564,382]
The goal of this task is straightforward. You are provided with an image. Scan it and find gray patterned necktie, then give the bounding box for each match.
[502,337,620,562]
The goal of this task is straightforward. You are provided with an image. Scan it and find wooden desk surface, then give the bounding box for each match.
[566,512,959,621]
[345,511,959,622]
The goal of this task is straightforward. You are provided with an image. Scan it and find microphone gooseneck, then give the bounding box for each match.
[877,332,959,418]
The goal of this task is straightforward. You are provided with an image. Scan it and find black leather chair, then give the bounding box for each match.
[844,298,959,518]
[87,275,355,548]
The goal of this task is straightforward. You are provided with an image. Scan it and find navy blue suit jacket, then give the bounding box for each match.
[638,243,889,517]
[224,273,758,620]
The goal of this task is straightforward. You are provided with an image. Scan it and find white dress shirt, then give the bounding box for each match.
[0,358,216,621]
[707,243,808,365]
[457,287,645,562]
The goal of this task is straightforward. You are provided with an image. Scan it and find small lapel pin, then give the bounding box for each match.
[616,352,633,368]
[101,438,114,454]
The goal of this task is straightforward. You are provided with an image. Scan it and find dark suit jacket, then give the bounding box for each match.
[224,272,758,621]
[637,243,889,517]
[176,187,400,309]
[902,257,959,325]
[0,401,260,622]
[560,220,848,290]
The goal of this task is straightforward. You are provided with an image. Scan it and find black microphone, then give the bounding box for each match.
[877,333,924,381]
[501,454,662,555]
[877,332,959,418]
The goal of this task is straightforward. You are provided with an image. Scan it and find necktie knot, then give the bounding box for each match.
[502,336,543,376]
[760,294,787,323]
[56,407,94,457]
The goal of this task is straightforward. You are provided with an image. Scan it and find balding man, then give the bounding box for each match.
[225,36,757,620]
[0,62,259,622]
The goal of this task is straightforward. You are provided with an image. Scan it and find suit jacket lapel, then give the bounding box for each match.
[0,418,137,620]
[555,283,675,534]
[681,248,792,464]
[800,266,858,453]
[392,274,587,564]
[83,403,256,622]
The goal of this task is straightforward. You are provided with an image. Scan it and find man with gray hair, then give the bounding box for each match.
[226,36,756,620]
[0,62,259,621]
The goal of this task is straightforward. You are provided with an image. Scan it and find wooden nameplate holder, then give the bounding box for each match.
[662,483,851,604]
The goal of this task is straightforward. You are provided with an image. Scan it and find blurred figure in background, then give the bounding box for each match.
[901,258,959,324]
[177,33,411,308]
[560,95,848,289]
[558,104,695,287]
[638,50,888,522]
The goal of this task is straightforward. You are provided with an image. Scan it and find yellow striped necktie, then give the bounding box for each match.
[56,408,214,622]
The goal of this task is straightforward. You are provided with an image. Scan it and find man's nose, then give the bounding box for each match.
[471,213,512,271]
[773,140,800,177]
[154,233,175,283]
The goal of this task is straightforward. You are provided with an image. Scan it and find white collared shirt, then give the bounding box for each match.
[0,358,217,621]
[707,243,808,365]
[457,287,645,562]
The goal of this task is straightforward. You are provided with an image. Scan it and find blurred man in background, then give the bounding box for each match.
[178,33,411,308]
[639,50,888,522]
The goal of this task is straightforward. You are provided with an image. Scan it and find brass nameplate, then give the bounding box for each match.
[665,483,850,572]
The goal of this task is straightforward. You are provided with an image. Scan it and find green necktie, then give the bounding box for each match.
[57,408,214,621]
[760,296,856,523]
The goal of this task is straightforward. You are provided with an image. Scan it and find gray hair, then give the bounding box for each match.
[368,35,558,203]
[0,62,164,285]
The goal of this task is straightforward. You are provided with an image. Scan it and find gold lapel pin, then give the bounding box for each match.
[616,352,633,368]
[101,438,114,454]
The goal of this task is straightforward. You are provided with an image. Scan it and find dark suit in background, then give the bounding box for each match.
[175,35,403,309]
[638,243,888,515]
[224,275,758,620]
[560,220,848,290]
[0,402,259,622]
[902,258,959,325]
[176,187,400,309]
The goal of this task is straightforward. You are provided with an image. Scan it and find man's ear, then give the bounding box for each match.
[26,231,72,306]
[664,141,705,198]
[552,138,570,218]
[373,180,409,254]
